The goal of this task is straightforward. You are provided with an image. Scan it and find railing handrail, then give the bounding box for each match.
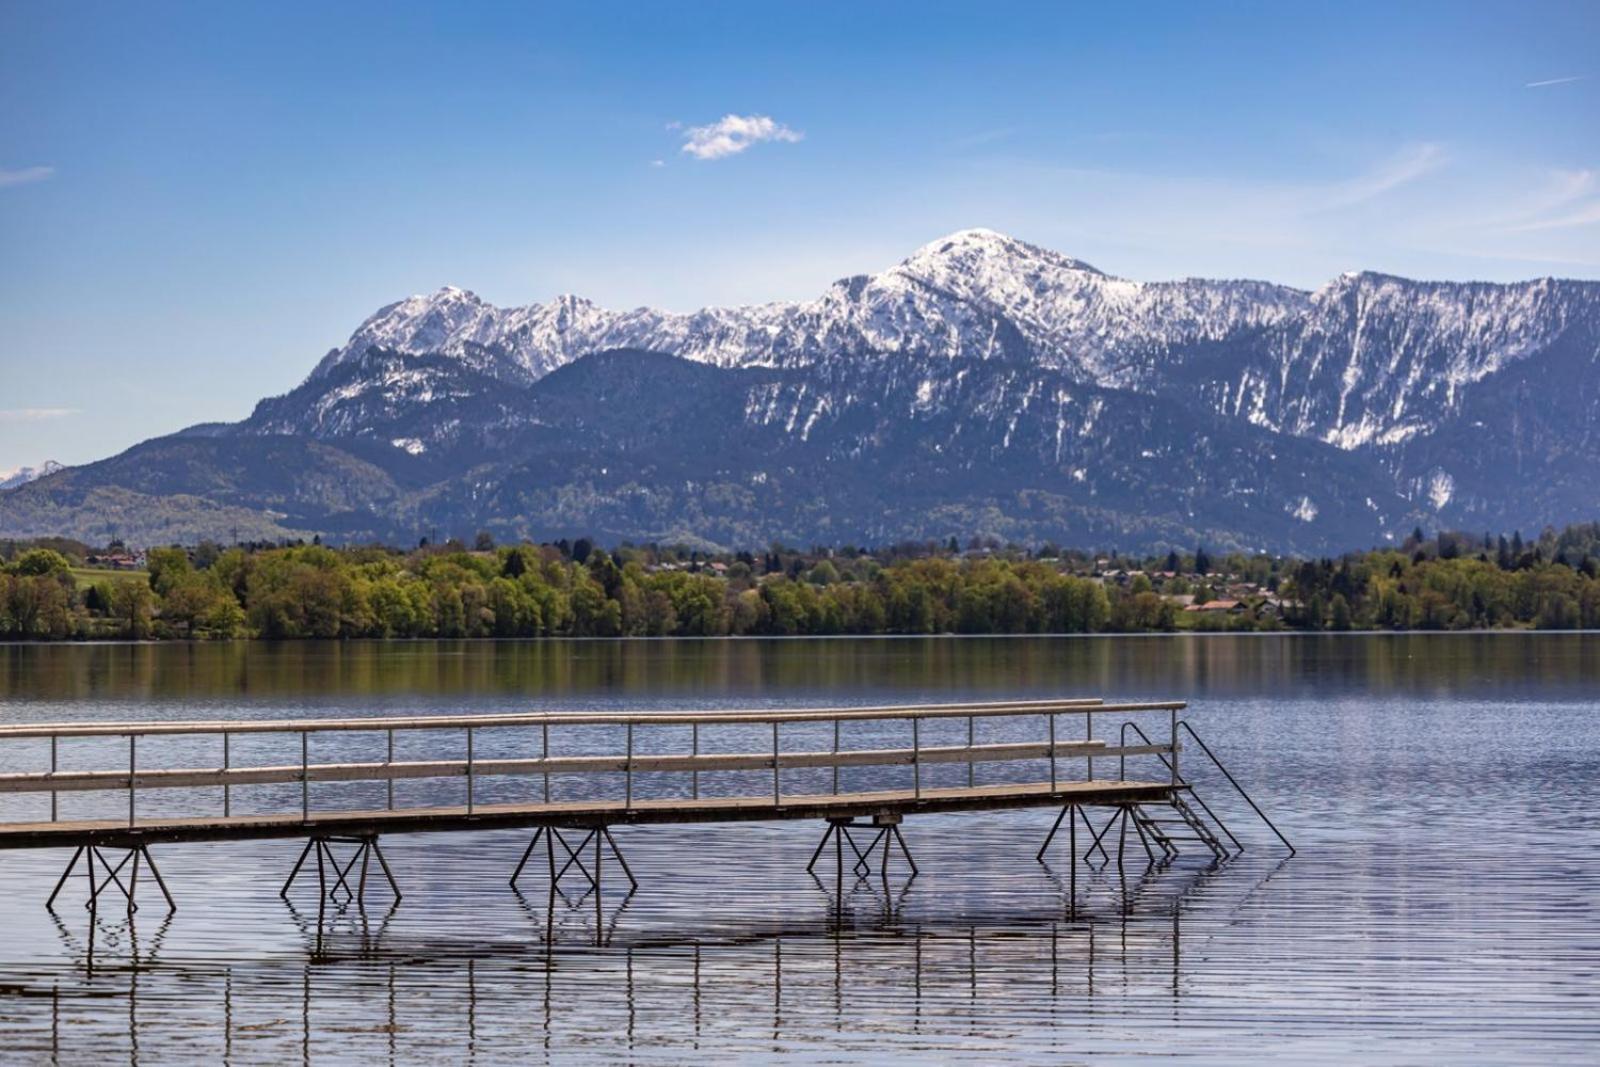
[1118,718,1294,856]
[1176,721,1295,856]
[0,698,1187,740]
[0,740,1187,797]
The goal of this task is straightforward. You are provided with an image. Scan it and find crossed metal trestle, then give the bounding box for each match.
[510,825,637,893]
[48,843,176,915]
[280,834,401,906]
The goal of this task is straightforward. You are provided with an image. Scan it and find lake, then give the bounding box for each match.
[1,634,1597,1063]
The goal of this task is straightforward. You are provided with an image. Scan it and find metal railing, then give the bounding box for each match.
[1118,719,1294,855]
[0,699,1186,831]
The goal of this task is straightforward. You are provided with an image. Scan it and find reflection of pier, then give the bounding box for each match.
[0,698,1288,936]
[35,859,1299,1061]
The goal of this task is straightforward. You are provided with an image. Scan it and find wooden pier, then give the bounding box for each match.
[0,697,1289,919]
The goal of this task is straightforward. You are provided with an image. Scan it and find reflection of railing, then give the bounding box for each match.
[1119,719,1294,855]
[0,699,1187,830]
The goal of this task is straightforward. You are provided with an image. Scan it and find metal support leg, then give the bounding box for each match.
[601,828,637,891]
[282,839,316,899]
[1037,804,1071,863]
[1068,802,1077,913]
[511,827,546,887]
[140,846,177,911]
[891,826,918,877]
[46,847,84,910]
[807,822,837,872]
[369,838,401,901]
[552,830,597,885]
[1078,806,1112,863]
[1085,809,1121,865]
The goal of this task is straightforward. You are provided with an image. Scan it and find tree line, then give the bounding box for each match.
[2,523,1598,640]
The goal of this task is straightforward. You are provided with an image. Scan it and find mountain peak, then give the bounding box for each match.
[901,228,1107,278]
[0,460,63,492]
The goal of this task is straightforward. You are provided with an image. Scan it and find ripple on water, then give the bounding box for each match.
[1,635,1598,1062]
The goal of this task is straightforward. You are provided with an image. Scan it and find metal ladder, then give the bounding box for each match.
[1129,791,1230,863]
[1119,719,1296,860]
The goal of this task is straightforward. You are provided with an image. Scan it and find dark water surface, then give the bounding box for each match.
[0,634,1597,1064]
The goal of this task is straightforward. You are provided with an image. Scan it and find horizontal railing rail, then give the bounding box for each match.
[0,698,1191,739]
[0,742,1187,796]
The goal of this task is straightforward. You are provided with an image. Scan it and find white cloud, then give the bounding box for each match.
[0,408,79,422]
[677,114,802,161]
[0,165,54,189]
[649,159,666,168]
[1525,75,1588,88]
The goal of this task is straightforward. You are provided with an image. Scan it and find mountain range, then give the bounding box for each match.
[3,229,1597,553]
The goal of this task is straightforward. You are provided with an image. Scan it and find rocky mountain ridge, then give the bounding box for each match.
[4,230,1596,551]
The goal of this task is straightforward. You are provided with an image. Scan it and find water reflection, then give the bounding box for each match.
[37,893,1219,1062]
[4,633,1598,707]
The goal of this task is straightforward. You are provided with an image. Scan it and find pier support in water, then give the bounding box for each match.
[510,825,637,893]
[47,843,176,915]
[809,813,917,883]
[280,834,401,906]
[1036,803,1117,867]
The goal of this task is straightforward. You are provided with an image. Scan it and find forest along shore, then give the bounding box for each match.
[2,524,1598,641]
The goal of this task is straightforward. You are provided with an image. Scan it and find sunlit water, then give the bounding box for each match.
[0,634,1597,1063]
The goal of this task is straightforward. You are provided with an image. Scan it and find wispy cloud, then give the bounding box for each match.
[0,165,54,189]
[1525,75,1588,88]
[677,114,803,161]
[0,408,79,422]
[1313,143,1447,211]
[1504,199,1600,232]
[1494,169,1600,232]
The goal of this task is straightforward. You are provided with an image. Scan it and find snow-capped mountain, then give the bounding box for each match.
[4,230,1597,550]
[285,228,1594,457]
[306,229,1308,386]
[0,461,63,492]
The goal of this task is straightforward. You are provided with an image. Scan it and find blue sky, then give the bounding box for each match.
[2,1,1597,470]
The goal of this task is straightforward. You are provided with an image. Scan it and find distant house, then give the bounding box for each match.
[1165,594,1196,608]
[87,552,144,571]
[1184,599,1244,614]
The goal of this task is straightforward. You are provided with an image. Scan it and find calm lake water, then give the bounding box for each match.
[0,634,1597,1064]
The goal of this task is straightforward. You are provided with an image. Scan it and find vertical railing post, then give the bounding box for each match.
[50,734,58,822]
[1086,711,1094,782]
[966,715,974,789]
[1048,713,1057,791]
[625,721,634,809]
[771,720,780,806]
[832,717,840,796]
[386,729,395,811]
[912,717,920,798]
[301,730,309,820]
[223,731,231,818]
[692,722,700,800]
[542,722,550,804]
[466,726,475,814]
[127,734,136,827]
[1170,706,1179,786]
